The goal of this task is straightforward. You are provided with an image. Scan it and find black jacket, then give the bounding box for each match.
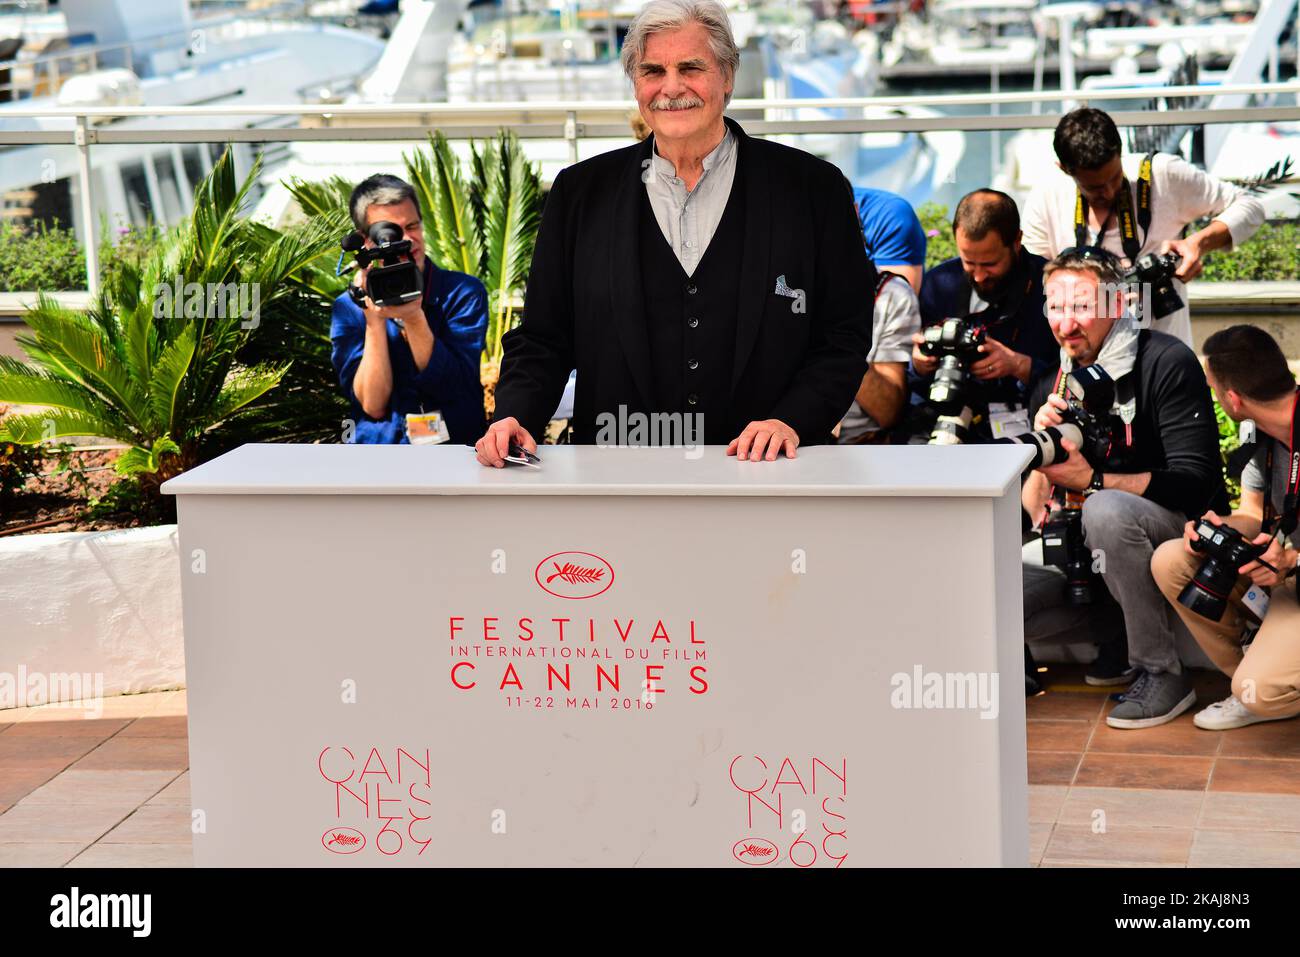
[492,116,876,445]
[1028,330,1229,518]
[912,249,1058,411]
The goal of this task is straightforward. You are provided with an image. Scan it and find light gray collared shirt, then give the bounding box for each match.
[645,125,738,277]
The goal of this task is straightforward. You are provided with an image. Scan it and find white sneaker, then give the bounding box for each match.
[1193,694,1292,731]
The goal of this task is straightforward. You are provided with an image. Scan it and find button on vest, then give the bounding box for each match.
[637,171,745,444]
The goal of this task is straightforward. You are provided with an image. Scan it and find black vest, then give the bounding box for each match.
[637,167,746,444]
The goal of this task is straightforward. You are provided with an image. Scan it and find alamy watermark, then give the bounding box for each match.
[1045,280,1157,329]
[153,275,260,329]
[890,665,1000,720]
[0,666,104,717]
[595,404,704,459]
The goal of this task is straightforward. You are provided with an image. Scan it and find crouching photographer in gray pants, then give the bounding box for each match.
[1016,246,1227,728]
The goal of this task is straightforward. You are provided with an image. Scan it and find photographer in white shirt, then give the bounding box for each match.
[1021,107,1264,346]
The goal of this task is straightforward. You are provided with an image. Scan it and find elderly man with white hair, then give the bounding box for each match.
[476,0,875,465]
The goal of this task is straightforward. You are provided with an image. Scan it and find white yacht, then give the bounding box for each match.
[882,0,1041,70]
[0,0,385,245]
[256,0,964,225]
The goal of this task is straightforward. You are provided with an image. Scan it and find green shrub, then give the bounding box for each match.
[100,224,165,291]
[0,220,86,290]
[0,150,336,508]
[0,220,167,292]
[1200,220,1300,282]
[917,201,956,271]
[1215,397,1243,509]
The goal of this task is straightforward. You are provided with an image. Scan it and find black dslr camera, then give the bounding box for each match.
[918,317,987,445]
[1179,520,1275,621]
[1000,365,1117,605]
[342,220,423,308]
[1125,250,1182,322]
[997,364,1115,470]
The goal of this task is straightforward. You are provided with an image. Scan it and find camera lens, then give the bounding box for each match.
[1178,576,1228,622]
[368,220,405,245]
[996,422,1083,469]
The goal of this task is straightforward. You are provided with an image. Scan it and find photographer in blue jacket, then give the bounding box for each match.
[330,174,488,445]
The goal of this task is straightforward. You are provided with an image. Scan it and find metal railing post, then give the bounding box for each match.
[565,110,578,166]
[74,114,100,296]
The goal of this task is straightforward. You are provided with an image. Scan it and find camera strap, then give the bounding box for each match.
[1074,152,1154,263]
[1276,389,1300,537]
[873,270,907,303]
[1053,365,1137,451]
[962,254,1032,345]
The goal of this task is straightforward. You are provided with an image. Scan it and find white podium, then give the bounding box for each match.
[163,443,1033,867]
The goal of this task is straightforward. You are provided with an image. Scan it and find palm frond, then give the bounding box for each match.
[407,132,482,275]
[19,307,149,425]
[1226,156,1296,195]
[203,362,291,428]
[479,131,542,361]
[114,434,181,477]
[146,323,198,435]
[286,175,354,225]
[0,408,124,444]
[0,357,127,429]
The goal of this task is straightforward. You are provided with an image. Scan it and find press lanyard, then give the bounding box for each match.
[1274,389,1300,536]
[1074,152,1153,263]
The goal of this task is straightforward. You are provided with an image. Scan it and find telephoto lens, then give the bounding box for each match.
[918,319,987,445]
[1178,520,1271,621]
[996,422,1083,469]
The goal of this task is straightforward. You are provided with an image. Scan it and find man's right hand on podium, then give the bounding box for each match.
[475,417,538,468]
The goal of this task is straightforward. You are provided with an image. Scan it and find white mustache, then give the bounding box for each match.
[651,95,704,111]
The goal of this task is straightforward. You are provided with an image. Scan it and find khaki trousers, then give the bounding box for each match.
[1152,516,1300,719]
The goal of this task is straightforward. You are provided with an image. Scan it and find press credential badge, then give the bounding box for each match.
[406,410,450,445]
[1242,583,1270,622]
[988,402,1031,440]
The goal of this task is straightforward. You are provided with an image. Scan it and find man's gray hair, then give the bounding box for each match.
[621,0,740,104]
[349,173,419,233]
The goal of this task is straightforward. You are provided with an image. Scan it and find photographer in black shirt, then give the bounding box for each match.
[1021,246,1226,729]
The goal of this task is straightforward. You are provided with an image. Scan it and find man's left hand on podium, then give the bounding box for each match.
[727,419,799,461]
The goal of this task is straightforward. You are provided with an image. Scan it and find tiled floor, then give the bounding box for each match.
[0,690,191,867]
[1029,664,1300,867]
[2,672,1299,867]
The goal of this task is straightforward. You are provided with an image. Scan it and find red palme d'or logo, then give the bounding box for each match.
[732,838,779,865]
[322,827,366,854]
[535,551,615,600]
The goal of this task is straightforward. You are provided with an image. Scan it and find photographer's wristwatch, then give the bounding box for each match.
[1087,469,1105,493]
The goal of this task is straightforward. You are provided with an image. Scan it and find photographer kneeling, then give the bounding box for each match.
[1152,325,1300,731]
[330,174,488,445]
[1020,247,1226,727]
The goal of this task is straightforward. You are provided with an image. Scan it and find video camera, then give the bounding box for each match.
[917,317,987,445]
[342,220,423,308]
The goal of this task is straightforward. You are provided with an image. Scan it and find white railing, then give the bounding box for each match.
[1,80,1298,293]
